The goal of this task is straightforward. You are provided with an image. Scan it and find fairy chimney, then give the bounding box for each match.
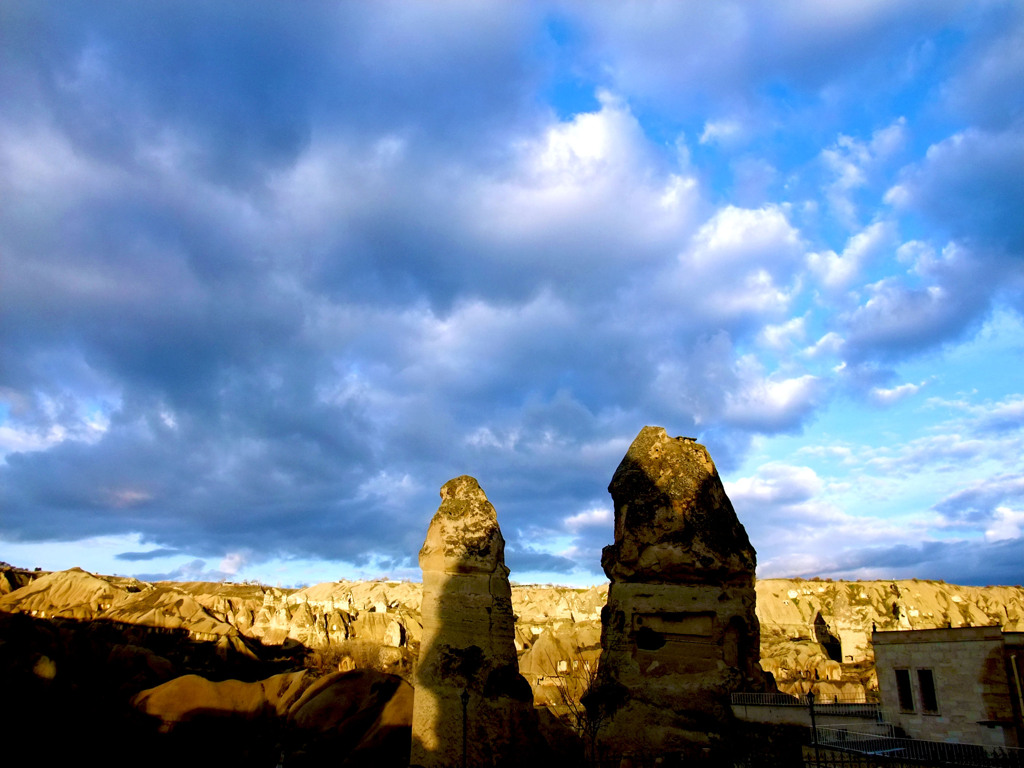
[410,476,537,768]
[588,427,767,756]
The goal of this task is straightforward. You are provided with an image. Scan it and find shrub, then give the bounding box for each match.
[303,640,413,680]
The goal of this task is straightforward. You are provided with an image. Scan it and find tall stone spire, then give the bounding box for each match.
[588,427,767,758]
[410,476,536,768]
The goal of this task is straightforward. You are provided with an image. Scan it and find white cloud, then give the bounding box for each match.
[357,471,420,502]
[727,459,915,579]
[807,220,896,290]
[477,93,702,265]
[219,551,250,576]
[401,290,575,388]
[758,316,807,350]
[821,119,906,228]
[972,396,1024,432]
[802,331,845,359]
[465,427,521,452]
[689,205,802,270]
[0,392,111,461]
[798,443,855,463]
[570,2,969,116]
[0,424,70,457]
[700,119,744,147]
[727,463,822,505]
[534,91,633,177]
[894,239,934,267]
[863,433,994,476]
[667,204,805,324]
[723,368,823,431]
[985,506,1024,542]
[0,120,124,206]
[648,333,824,436]
[843,276,981,356]
[869,381,922,405]
[564,507,613,532]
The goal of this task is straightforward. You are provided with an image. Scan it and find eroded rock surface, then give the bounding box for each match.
[410,476,540,768]
[589,426,767,756]
[5,564,1024,728]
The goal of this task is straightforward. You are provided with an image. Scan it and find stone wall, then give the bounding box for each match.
[873,626,1022,747]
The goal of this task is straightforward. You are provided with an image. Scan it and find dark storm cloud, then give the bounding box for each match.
[0,0,555,572]
[840,275,992,361]
[831,538,1024,586]
[836,237,1009,365]
[892,128,1024,253]
[2,1,1023,587]
[932,474,1024,525]
[562,0,976,137]
[132,559,231,584]
[0,2,543,179]
[941,8,1024,131]
[506,549,578,577]
[116,548,181,562]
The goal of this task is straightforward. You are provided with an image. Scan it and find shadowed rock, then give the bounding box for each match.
[410,475,543,768]
[133,669,412,766]
[588,427,767,758]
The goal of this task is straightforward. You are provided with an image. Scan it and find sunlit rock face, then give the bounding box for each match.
[410,476,537,768]
[589,427,767,756]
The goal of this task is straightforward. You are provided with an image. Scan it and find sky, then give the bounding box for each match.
[2,1,1023,589]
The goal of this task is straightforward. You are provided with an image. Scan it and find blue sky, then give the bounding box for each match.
[2,1,1023,587]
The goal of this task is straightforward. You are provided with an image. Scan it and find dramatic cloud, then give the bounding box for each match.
[888,128,1024,252]
[2,1,1023,586]
[115,548,181,562]
[826,538,1024,586]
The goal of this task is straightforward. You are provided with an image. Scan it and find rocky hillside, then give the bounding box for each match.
[756,578,1024,698]
[3,565,1022,701]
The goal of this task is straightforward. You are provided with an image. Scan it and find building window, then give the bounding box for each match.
[895,668,915,712]
[918,668,939,713]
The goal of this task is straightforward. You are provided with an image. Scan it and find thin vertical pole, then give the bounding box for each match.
[808,691,820,768]
[461,688,469,768]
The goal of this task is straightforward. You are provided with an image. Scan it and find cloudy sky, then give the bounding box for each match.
[2,1,1023,588]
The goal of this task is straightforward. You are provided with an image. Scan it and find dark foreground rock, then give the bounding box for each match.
[133,668,413,767]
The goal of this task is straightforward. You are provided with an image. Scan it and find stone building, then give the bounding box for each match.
[873,626,1024,747]
[588,426,768,757]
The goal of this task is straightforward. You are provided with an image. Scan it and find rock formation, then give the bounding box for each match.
[5,566,1024,726]
[133,668,413,766]
[0,563,37,595]
[410,476,538,768]
[588,426,766,756]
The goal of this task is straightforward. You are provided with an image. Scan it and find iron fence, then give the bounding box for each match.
[813,726,1024,768]
[732,692,882,719]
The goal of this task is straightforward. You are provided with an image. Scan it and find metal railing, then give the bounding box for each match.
[734,692,874,705]
[814,727,1024,768]
[732,692,881,718]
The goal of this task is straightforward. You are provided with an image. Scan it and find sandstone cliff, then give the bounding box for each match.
[3,564,1022,702]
